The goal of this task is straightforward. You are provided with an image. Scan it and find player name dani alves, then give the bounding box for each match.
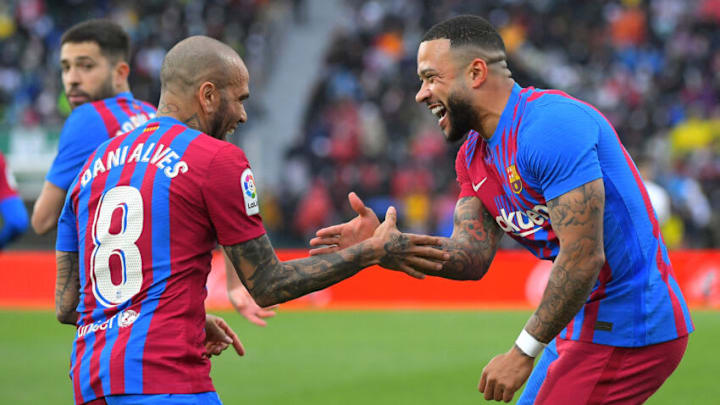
[80,142,188,188]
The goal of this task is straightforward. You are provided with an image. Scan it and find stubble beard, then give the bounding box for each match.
[445,91,481,143]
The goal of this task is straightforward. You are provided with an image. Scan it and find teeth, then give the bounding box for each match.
[430,105,445,118]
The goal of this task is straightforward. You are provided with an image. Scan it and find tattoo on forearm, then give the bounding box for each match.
[426,197,502,280]
[224,235,375,307]
[55,252,80,324]
[525,180,605,342]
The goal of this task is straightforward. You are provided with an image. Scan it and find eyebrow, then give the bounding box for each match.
[418,68,437,79]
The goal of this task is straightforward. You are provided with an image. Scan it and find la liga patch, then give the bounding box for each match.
[241,168,260,215]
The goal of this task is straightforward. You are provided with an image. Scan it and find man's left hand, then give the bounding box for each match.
[204,313,245,358]
[478,346,534,402]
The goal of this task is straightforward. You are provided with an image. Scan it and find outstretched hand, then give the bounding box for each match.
[309,192,379,255]
[372,206,449,279]
[204,313,245,358]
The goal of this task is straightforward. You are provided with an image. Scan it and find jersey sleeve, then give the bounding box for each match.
[55,188,79,252]
[46,105,109,191]
[455,143,476,198]
[202,144,266,246]
[0,153,19,200]
[518,104,603,201]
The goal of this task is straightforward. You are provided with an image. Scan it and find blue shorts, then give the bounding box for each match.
[87,392,222,405]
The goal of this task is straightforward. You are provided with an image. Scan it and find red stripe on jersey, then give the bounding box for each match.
[117,98,136,124]
[656,248,688,337]
[580,262,613,341]
[93,100,121,139]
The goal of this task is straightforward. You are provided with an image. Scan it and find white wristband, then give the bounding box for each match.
[515,329,547,358]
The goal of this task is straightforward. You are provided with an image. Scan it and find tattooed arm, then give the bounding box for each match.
[524,178,606,343]
[310,194,502,280]
[478,179,606,402]
[426,196,504,280]
[224,207,448,307]
[55,251,80,325]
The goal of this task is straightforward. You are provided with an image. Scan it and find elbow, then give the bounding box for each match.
[56,309,77,325]
[31,213,53,235]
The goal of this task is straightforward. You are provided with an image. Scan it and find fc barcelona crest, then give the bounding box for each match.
[507,164,523,194]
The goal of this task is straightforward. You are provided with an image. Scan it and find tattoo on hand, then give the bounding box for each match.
[378,233,410,269]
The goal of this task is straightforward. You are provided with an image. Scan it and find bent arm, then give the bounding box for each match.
[523,179,606,343]
[223,235,383,307]
[424,196,503,280]
[32,181,66,234]
[55,250,80,325]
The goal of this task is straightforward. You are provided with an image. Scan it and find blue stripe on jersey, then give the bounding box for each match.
[97,129,146,395]
[123,124,195,393]
[75,139,113,402]
[123,126,169,393]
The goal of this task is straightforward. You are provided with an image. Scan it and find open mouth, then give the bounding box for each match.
[429,103,447,126]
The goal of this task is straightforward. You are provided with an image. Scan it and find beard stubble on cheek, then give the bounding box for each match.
[446,92,481,143]
[210,96,229,139]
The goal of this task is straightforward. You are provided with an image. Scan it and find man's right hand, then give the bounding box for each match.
[309,192,379,255]
[371,206,448,279]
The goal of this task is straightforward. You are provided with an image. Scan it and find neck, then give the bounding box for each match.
[476,77,515,140]
[116,82,131,94]
[157,95,204,132]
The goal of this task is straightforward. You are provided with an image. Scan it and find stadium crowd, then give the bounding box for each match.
[0,0,718,249]
[280,0,720,248]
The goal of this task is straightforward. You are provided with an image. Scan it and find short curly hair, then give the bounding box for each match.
[421,15,505,53]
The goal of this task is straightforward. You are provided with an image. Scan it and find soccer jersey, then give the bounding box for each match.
[0,151,28,248]
[56,116,266,404]
[456,84,693,347]
[47,92,157,191]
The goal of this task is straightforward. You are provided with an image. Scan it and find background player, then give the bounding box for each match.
[310,15,693,404]
[0,151,29,250]
[31,19,156,235]
[54,35,447,404]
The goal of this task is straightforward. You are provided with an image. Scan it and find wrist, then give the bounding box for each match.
[514,329,546,358]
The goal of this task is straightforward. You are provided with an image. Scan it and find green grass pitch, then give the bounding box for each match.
[0,310,717,404]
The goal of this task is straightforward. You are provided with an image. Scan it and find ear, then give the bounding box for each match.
[197,81,218,114]
[113,61,130,86]
[468,58,489,89]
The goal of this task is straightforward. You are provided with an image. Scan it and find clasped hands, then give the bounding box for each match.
[309,192,448,279]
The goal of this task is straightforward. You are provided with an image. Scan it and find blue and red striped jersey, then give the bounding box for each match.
[47,92,156,191]
[456,84,693,347]
[56,116,266,404]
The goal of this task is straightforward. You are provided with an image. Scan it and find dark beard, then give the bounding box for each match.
[446,92,481,143]
[93,76,116,102]
[209,95,229,139]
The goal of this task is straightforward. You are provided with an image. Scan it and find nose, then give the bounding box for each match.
[415,82,430,104]
[238,105,247,123]
[64,66,81,87]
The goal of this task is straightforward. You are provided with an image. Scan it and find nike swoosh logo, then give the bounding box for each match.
[472,177,487,192]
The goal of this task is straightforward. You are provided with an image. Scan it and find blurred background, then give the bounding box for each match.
[1,0,719,250]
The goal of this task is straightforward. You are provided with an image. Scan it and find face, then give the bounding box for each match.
[415,39,479,142]
[60,41,117,109]
[207,60,249,140]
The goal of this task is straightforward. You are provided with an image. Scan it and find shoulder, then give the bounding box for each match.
[65,102,103,127]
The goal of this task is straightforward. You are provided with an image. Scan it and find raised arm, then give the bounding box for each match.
[55,250,80,325]
[224,207,448,307]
